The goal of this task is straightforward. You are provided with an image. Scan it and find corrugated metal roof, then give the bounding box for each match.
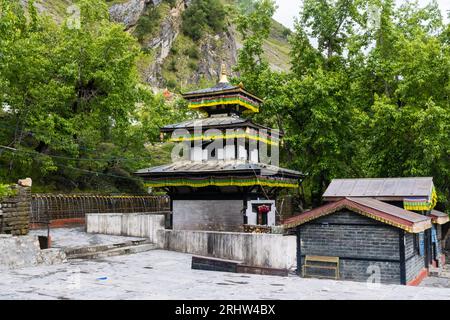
[430,210,448,218]
[183,82,238,95]
[135,160,303,177]
[162,116,247,131]
[323,177,434,199]
[430,209,449,225]
[182,82,264,103]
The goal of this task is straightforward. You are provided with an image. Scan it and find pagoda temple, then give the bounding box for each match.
[135,65,304,232]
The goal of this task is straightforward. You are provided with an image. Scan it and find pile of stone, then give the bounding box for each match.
[0,178,32,235]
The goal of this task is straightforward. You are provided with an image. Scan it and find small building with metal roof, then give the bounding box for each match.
[283,177,449,285]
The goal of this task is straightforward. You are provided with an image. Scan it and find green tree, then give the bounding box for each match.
[235,0,450,211]
[182,0,226,41]
[358,0,450,209]
[0,0,184,193]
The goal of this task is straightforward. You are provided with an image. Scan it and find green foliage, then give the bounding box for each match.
[164,0,177,8]
[188,61,198,70]
[235,0,450,210]
[181,0,226,41]
[133,4,162,42]
[0,183,15,199]
[235,0,276,85]
[185,45,200,60]
[0,0,188,193]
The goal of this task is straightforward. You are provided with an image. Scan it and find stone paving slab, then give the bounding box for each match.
[0,250,449,300]
[29,227,145,249]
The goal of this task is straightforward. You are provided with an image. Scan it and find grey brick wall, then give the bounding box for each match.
[404,232,425,283]
[300,211,400,260]
[173,200,244,232]
[299,210,402,284]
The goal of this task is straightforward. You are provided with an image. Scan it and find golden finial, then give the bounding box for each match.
[238,82,244,89]
[219,63,229,83]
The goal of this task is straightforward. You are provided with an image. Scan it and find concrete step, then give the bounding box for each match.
[64,239,149,256]
[429,267,441,277]
[65,240,157,260]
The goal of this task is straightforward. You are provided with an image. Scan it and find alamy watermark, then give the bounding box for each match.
[66,5,81,30]
[367,4,382,32]
[366,264,381,289]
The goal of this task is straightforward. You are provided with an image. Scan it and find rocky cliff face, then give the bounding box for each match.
[141,0,188,86]
[189,27,238,84]
[109,0,162,29]
[25,0,289,90]
[114,0,239,88]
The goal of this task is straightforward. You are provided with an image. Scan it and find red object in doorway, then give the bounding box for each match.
[257,205,270,214]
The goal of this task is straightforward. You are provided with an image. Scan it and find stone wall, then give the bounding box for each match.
[405,232,426,283]
[86,212,167,243]
[85,212,296,270]
[158,229,297,270]
[0,185,31,235]
[172,200,244,232]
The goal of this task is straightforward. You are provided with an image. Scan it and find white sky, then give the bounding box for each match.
[274,0,450,30]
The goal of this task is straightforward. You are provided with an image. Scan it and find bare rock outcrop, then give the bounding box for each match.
[190,25,239,84]
[109,0,162,29]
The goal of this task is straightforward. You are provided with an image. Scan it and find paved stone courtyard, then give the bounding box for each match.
[0,249,449,300]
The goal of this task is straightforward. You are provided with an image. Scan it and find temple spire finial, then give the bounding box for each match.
[219,63,229,83]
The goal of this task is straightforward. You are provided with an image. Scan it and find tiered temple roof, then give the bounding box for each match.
[135,64,304,192]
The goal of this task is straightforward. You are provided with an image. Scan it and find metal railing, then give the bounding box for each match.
[31,194,170,224]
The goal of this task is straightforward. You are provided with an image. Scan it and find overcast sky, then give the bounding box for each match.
[274,0,450,30]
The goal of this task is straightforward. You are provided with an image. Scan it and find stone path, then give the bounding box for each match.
[420,263,450,289]
[0,250,449,300]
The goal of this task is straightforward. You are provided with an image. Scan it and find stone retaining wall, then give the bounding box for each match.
[0,234,66,270]
[0,185,31,235]
[86,212,297,270]
[86,212,167,244]
[159,229,297,270]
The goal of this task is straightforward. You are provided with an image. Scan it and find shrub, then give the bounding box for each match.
[181,0,226,41]
[166,79,177,89]
[0,183,15,199]
[185,45,200,59]
[134,6,162,42]
[168,59,178,72]
[188,61,198,70]
[165,0,177,8]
